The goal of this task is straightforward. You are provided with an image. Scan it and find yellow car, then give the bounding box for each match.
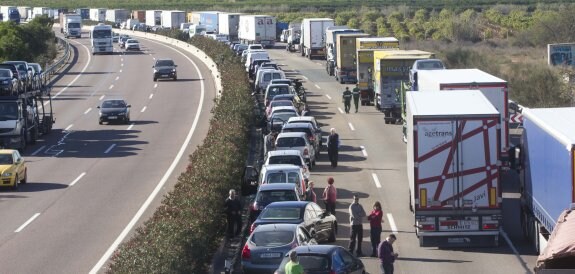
[0,149,27,190]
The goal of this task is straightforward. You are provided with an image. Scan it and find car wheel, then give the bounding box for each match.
[99,120,103,125]
[173,76,177,81]
[328,222,336,242]
[307,162,312,171]
[126,117,130,124]
[13,175,19,190]
[153,77,157,82]
[21,169,27,184]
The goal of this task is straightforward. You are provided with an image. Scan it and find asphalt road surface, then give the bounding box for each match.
[0,33,216,273]
[267,43,538,274]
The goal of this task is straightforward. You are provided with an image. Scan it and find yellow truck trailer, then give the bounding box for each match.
[356,37,399,105]
[334,33,370,84]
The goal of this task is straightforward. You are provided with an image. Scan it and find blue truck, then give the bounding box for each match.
[199,11,220,34]
[517,107,575,254]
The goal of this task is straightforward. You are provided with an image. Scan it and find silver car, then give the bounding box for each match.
[241,223,316,274]
[275,132,316,169]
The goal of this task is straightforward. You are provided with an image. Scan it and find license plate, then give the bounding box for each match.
[107,116,117,119]
[260,253,281,258]
[161,74,168,77]
[439,220,478,231]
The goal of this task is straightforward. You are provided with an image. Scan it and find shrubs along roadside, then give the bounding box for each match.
[107,36,253,273]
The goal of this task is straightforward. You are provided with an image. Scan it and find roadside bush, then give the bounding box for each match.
[107,36,253,273]
[0,16,56,64]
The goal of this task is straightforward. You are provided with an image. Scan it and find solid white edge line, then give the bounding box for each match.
[372,173,382,188]
[140,106,147,112]
[90,37,206,274]
[127,123,135,130]
[387,213,398,234]
[69,172,86,187]
[64,124,73,131]
[501,229,532,273]
[337,108,344,114]
[84,108,92,114]
[360,146,367,157]
[99,95,105,100]
[149,93,154,99]
[31,145,45,156]
[44,40,91,106]
[301,75,307,80]
[15,213,41,233]
[314,84,321,90]
[348,123,355,131]
[104,144,116,154]
[325,94,332,100]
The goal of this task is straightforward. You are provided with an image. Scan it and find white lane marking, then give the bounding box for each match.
[127,123,135,130]
[115,76,119,81]
[69,172,86,187]
[91,38,206,274]
[99,95,105,100]
[314,84,321,90]
[154,83,158,89]
[104,144,116,154]
[121,63,124,67]
[360,146,368,157]
[387,213,398,234]
[119,69,123,73]
[316,62,322,66]
[348,123,355,131]
[325,94,332,100]
[109,84,114,90]
[84,108,92,114]
[45,40,91,105]
[149,93,154,99]
[31,145,46,156]
[301,75,308,80]
[338,107,344,114]
[372,173,382,188]
[501,229,532,273]
[141,106,147,112]
[64,124,73,131]
[152,57,155,60]
[121,58,123,62]
[15,213,41,233]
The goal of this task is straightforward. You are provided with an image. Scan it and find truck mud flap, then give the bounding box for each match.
[419,234,499,247]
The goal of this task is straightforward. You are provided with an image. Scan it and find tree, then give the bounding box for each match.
[347,18,359,29]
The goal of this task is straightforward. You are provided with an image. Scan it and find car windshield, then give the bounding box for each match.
[417,60,444,69]
[271,113,297,123]
[256,190,298,203]
[268,86,290,97]
[102,100,126,108]
[68,23,81,28]
[267,171,301,184]
[273,95,294,102]
[271,101,293,108]
[260,207,301,220]
[0,154,13,165]
[268,156,302,166]
[251,230,294,247]
[127,39,138,44]
[0,70,10,77]
[298,255,330,270]
[250,45,263,50]
[30,64,41,73]
[283,127,312,136]
[276,137,306,147]
[156,60,174,67]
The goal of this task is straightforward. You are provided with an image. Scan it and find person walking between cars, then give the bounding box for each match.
[352,84,361,113]
[378,234,398,274]
[327,128,340,168]
[224,189,242,237]
[342,87,352,113]
[305,180,317,203]
[349,194,367,257]
[263,131,278,156]
[285,250,305,274]
[368,201,384,257]
[322,177,337,215]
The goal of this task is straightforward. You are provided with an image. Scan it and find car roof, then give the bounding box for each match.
[156,58,173,62]
[267,84,290,88]
[262,164,302,171]
[288,116,315,122]
[267,150,302,156]
[265,201,310,208]
[277,132,307,138]
[282,123,312,129]
[271,106,297,111]
[253,223,300,232]
[258,183,298,191]
[291,245,340,254]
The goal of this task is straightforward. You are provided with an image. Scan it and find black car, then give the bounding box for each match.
[152,59,177,81]
[249,183,301,223]
[0,69,18,94]
[251,201,337,243]
[274,245,366,274]
[97,99,131,124]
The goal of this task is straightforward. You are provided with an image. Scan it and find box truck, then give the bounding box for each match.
[219,13,241,41]
[132,10,145,22]
[356,37,399,105]
[145,10,161,26]
[534,206,575,273]
[60,13,82,38]
[406,90,502,247]
[300,18,334,59]
[325,27,361,76]
[334,33,369,84]
[161,11,186,29]
[199,11,220,33]
[106,9,129,24]
[238,15,276,48]
[89,8,106,22]
[0,6,20,23]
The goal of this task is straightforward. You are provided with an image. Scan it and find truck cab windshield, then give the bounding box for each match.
[92,30,112,38]
[0,102,19,120]
[68,23,81,28]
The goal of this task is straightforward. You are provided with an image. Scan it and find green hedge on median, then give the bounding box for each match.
[107,36,253,273]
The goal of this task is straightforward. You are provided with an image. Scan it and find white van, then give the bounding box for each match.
[255,69,285,93]
[245,51,269,71]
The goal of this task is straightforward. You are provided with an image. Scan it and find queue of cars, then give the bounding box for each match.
[0,61,45,95]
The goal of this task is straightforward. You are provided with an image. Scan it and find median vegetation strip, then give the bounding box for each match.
[107,37,253,273]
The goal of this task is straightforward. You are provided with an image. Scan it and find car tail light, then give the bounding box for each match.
[250,223,257,234]
[329,271,336,274]
[420,224,436,231]
[250,203,258,212]
[303,148,309,156]
[241,244,251,260]
[482,223,499,230]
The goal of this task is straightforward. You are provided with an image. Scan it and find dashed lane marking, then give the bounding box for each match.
[64,124,73,131]
[69,172,86,187]
[31,145,45,156]
[387,213,398,234]
[15,213,41,233]
[127,123,135,130]
[104,144,116,154]
[360,146,367,157]
[372,173,382,188]
[149,93,154,99]
[99,95,105,100]
[348,123,355,131]
[84,108,92,114]
[325,94,332,100]
[338,108,344,114]
[141,106,147,112]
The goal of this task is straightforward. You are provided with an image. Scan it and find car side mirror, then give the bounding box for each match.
[152,65,155,68]
[127,105,131,108]
[97,106,100,109]
[174,65,178,67]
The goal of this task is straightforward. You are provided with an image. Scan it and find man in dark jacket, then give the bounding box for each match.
[327,128,339,167]
[378,234,398,274]
[224,189,242,237]
[342,87,352,113]
[352,84,361,113]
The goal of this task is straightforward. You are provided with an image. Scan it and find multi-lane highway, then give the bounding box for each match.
[266,45,539,274]
[0,34,216,273]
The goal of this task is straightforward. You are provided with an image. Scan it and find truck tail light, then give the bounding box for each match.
[420,224,436,231]
[482,223,499,230]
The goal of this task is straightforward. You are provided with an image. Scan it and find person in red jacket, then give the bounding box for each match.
[322,177,337,215]
[367,201,384,257]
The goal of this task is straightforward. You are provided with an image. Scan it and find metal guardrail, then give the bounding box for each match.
[41,36,71,88]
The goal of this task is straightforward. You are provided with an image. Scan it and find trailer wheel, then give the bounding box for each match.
[30,127,38,144]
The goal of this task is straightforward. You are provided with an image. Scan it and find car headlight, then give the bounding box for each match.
[2,172,12,177]
[172,69,176,72]
[153,69,158,73]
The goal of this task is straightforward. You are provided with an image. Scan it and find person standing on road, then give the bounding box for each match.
[305,180,316,203]
[322,177,337,215]
[348,194,367,257]
[342,87,352,113]
[327,128,340,168]
[263,131,278,156]
[378,234,398,274]
[352,84,361,113]
[368,201,384,257]
[285,250,305,274]
[224,189,242,237]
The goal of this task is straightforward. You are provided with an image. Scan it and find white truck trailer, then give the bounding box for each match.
[300,18,334,59]
[219,13,241,41]
[406,90,502,247]
[145,10,161,27]
[238,15,276,48]
[161,10,186,29]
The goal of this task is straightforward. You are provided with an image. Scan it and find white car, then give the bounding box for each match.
[124,39,140,51]
[268,105,299,120]
[264,150,310,179]
[275,132,316,169]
